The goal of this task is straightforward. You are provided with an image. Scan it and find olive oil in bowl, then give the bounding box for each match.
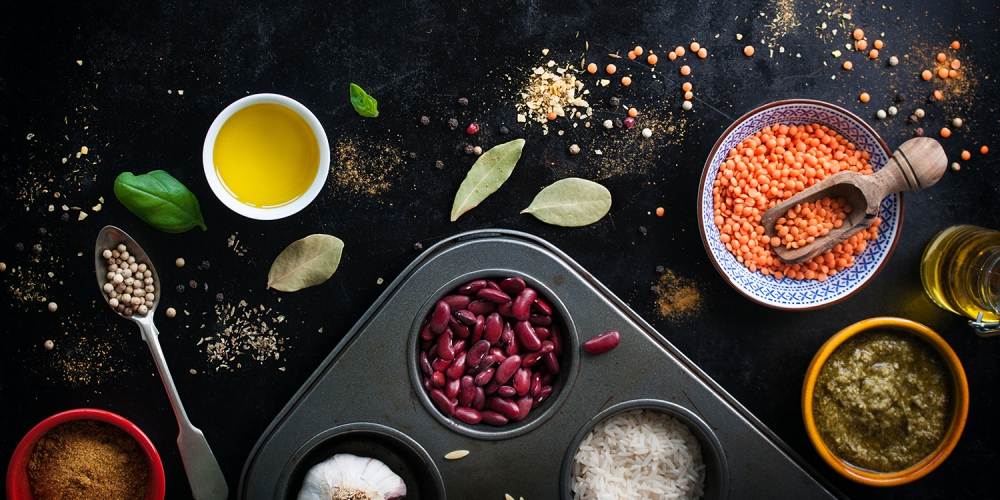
[203,94,329,220]
[920,224,1000,322]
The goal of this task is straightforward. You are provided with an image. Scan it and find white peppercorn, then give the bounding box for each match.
[603,119,614,129]
[166,307,177,318]
[117,244,126,253]
[44,340,54,350]
[103,249,113,259]
[915,108,925,118]
[682,100,693,110]
[569,144,581,154]
[109,298,119,308]
[47,302,58,312]
[951,162,961,171]
[120,251,130,260]
[113,274,124,284]
[104,283,114,293]
[952,117,963,127]
[146,293,155,302]
[176,258,185,267]
[138,263,147,272]
[0,262,5,272]
[888,106,898,116]
[129,263,138,273]
[888,56,899,66]
[138,305,148,315]
[641,127,652,138]
[876,110,887,119]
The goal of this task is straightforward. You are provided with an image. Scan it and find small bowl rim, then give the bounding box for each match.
[407,269,580,441]
[560,398,729,500]
[6,408,166,500]
[801,317,969,486]
[202,92,330,220]
[697,98,903,310]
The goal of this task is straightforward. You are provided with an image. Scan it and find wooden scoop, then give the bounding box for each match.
[761,137,948,265]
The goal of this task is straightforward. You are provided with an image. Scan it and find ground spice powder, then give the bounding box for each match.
[27,420,148,500]
[655,269,703,321]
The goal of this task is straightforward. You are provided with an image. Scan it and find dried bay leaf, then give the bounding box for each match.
[267,234,344,291]
[520,177,611,227]
[450,139,525,221]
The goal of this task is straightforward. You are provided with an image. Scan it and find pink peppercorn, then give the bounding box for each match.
[623,117,636,129]
[466,123,480,134]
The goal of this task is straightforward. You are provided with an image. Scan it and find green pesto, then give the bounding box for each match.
[813,329,952,472]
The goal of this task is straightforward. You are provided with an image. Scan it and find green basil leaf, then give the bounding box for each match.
[450,139,525,221]
[113,170,207,233]
[267,234,344,291]
[349,83,379,117]
[520,177,612,227]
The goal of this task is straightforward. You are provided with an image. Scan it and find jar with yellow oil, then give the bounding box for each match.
[920,224,1000,336]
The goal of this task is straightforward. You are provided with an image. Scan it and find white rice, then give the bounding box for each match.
[571,409,707,500]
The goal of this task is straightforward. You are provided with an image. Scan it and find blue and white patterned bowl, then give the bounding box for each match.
[698,100,902,310]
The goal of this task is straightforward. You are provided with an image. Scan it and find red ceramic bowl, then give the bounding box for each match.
[6,408,166,500]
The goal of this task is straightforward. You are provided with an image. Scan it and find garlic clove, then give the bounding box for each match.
[297,453,406,500]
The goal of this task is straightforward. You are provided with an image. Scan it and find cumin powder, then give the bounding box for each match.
[27,420,148,500]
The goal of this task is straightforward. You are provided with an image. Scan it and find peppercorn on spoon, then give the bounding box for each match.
[95,225,229,500]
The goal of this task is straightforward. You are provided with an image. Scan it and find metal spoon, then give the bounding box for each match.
[761,137,948,265]
[95,225,229,500]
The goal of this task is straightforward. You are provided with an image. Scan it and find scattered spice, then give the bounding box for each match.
[205,300,289,371]
[655,269,703,321]
[27,420,148,500]
[517,59,590,129]
[420,115,430,125]
[447,117,459,130]
[466,123,480,135]
[457,97,469,107]
[435,160,445,170]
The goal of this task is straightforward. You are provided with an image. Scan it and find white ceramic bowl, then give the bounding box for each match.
[203,93,330,220]
[698,99,902,310]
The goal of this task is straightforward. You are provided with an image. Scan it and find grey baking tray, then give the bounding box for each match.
[239,229,842,499]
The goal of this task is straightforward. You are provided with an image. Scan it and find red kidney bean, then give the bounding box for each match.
[452,339,467,353]
[497,301,513,317]
[538,385,552,401]
[511,288,537,320]
[436,330,454,361]
[514,395,533,421]
[431,371,445,388]
[496,355,522,384]
[531,397,539,409]
[467,300,496,316]
[444,377,461,399]
[499,322,514,346]
[423,377,432,391]
[449,317,470,339]
[500,277,526,296]
[467,340,491,367]
[432,357,451,372]
[583,330,620,355]
[474,367,495,386]
[473,386,486,411]
[489,347,506,364]
[531,372,542,397]
[420,338,433,352]
[446,352,467,380]
[442,294,472,310]
[549,324,562,356]
[458,376,476,406]
[458,280,487,295]
[454,407,482,424]
[543,352,559,374]
[533,327,550,341]
[420,352,433,375]
[430,389,455,417]
[531,297,553,315]
[514,368,531,396]
[453,309,477,325]
[485,279,502,291]
[540,372,554,386]
[514,321,542,351]
[430,301,451,334]
[491,397,521,420]
[505,331,519,357]
[481,410,509,426]
[484,378,501,396]
[472,315,485,343]
[477,287,511,304]
[484,313,502,345]
[476,355,495,372]
[420,324,435,340]
[528,314,551,326]
[521,342,554,367]
[498,385,516,397]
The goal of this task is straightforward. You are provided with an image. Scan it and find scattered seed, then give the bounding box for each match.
[435,160,444,169]
[466,123,480,134]
[647,53,658,65]
[587,63,597,74]
[842,61,853,70]
[940,127,951,138]
[656,207,665,217]
[176,258,185,267]
[874,40,884,50]
[569,144,581,154]
[951,59,961,70]
[166,307,177,318]
[621,76,632,86]
[680,65,691,76]
[473,146,483,155]
[189,280,198,289]
[961,150,971,160]
[0,262,5,272]
[614,118,624,128]
[655,265,666,273]
[922,70,933,81]
[464,144,475,155]
[458,97,469,106]
[499,126,509,135]
[641,127,652,138]
[603,119,614,129]
[176,284,186,293]
[44,340,54,350]
[675,46,686,56]
[609,96,620,107]
[200,260,211,270]
[682,100,693,111]
[856,39,868,51]
[859,93,870,103]
[420,116,430,125]
[951,162,961,171]
[981,146,989,154]
[952,117,963,127]
[894,93,906,103]
[876,110,887,119]
[445,450,470,460]
[546,112,557,121]
[888,106,898,116]
[448,118,459,130]
[744,45,755,56]
[888,56,899,66]
[48,302,58,312]
[697,47,708,58]
[413,242,424,250]
[915,108,926,118]
[638,226,648,235]
[628,108,638,118]
[951,40,961,50]
[14,242,24,252]
[853,28,864,40]
[409,152,418,159]
[914,127,924,136]
[605,64,617,74]
[32,244,42,254]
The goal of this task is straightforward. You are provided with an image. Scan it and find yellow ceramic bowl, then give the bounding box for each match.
[802,317,969,486]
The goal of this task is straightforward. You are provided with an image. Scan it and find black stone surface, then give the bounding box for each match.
[2,1,997,498]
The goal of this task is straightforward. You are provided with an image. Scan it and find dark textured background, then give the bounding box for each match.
[2,0,998,498]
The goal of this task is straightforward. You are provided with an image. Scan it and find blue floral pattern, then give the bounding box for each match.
[700,102,899,309]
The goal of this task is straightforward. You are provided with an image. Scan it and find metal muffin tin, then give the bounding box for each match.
[240,230,841,499]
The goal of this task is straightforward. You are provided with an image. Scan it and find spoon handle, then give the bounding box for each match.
[869,137,948,200]
[139,320,230,500]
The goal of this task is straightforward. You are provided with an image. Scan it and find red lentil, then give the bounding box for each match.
[856,39,868,51]
[859,92,870,103]
[675,46,686,57]
[621,76,632,86]
[627,51,637,60]
[668,51,677,61]
[633,46,644,55]
[680,65,691,76]
[682,82,692,92]
[981,146,989,154]
[744,45,755,56]
[938,68,949,79]
[698,48,708,58]
[843,61,853,70]
[711,123,877,281]
[940,127,951,138]
[922,70,933,81]
[656,207,665,217]
[948,69,958,78]
[647,53,659,65]
[587,63,597,74]
[853,29,865,40]
[933,90,944,100]
[873,39,884,50]
[869,49,879,59]
[628,107,638,118]
[606,64,617,75]
[951,59,961,69]
[961,150,971,160]
[936,53,947,62]
[689,42,700,52]
[951,40,961,50]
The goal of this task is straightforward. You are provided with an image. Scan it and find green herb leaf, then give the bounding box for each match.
[267,234,344,291]
[520,177,612,227]
[450,139,525,221]
[113,170,207,233]
[349,83,379,118]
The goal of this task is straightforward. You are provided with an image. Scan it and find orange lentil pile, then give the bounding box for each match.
[712,123,881,281]
[773,198,850,249]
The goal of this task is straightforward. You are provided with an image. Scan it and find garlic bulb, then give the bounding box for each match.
[297,453,406,500]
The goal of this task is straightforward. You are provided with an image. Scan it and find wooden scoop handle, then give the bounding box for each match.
[867,137,948,203]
